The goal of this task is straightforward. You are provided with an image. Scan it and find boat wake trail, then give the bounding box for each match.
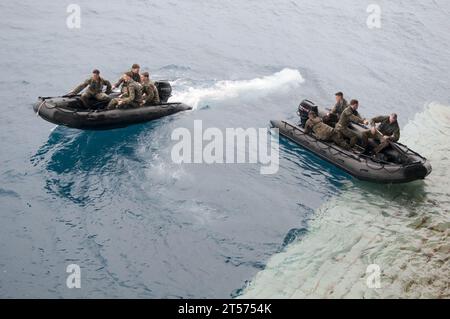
[240,103,450,299]
[169,68,304,109]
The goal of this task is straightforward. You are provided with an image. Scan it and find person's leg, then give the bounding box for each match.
[322,114,333,127]
[373,136,390,154]
[349,130,359,147]
[339,127,358,147]
[113,101,138,109]
[116,102,133,109]
[331,133,351,150]
[95,92,112,103]
[361,129,375,148]
[328,113,338,127]
[80,91,94,108]
[106,98,119,110]
[120,102,138,109]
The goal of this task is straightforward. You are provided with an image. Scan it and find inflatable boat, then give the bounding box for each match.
[271,99,432,183]
[33,81,192,130]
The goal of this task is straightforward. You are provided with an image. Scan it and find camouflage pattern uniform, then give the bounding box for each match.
[305,117,351,150]
[362,115,400,153]
[331,98,348,116]
[335,106,365,147]
[323,98,348,127]
[71,77,112,107]
[114,71,141,93]
[141,80,160,105]
[107,80,143,110]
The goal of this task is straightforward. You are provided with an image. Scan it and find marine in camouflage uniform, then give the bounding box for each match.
[140,72,160,105]
[362,114,400,154]
[331,97,348,116]
[305,112,351,150]
[69,69,112,108]
[323,92,348,127]
[335,100,366,147]
[113,63,141,93]
[107,72,143,110]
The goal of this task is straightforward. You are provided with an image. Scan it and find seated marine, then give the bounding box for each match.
[330,91,348,116]
[107,72,143,110]
[68,69,112,108]
[140,72,160,105]
[305,111,351,150]
[112,63,141,92]
[361,113,400,154]
[323,91,348,127]
[335,99,368,147]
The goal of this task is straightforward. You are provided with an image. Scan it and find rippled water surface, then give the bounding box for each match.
[0,0,449,298]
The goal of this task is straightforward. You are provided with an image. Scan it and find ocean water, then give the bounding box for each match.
[0,0,449,298]
[241,103,450,298]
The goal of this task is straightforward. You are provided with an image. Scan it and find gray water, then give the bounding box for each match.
[0,0,449,298]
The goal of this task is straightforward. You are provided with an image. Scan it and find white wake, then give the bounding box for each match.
[169,68,304,109]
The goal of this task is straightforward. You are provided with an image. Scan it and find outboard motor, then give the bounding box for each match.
[154,81,172,103]
[297,99,318,127]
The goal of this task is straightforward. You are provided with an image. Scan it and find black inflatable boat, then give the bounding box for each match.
[271,99,432,183]
[33,81,192,130]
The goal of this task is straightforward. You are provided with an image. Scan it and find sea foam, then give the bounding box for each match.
[170,68,304,109]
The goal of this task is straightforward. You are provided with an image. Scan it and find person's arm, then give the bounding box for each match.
[152,84,160,102]
[113,78,123,89]
[370,115,386,127]
[69,79,89,94]
[389,126,400,142]
[104,79,112,94]
[304,119,313,134]
[349,113,365,124]
[144,87,155,103]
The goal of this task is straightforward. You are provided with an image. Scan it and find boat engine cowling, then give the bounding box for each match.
[155,81,172,103]
[298,99,318,127]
